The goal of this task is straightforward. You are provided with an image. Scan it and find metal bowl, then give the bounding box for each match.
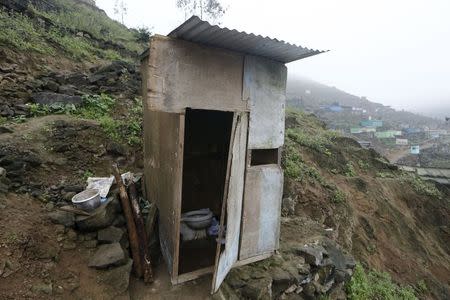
[72,189,101,211]
[181,208,214,229]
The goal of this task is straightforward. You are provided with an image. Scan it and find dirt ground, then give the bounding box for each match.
[0,193,118,299]
[0,192,218,299]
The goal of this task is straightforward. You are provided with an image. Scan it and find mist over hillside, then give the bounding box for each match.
[286,76,444,128]
[413,104,450,119]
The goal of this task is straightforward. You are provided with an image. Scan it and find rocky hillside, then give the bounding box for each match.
[214,111,450,299]
[0,1,449,299]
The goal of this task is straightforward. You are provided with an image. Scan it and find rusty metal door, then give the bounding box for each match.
[211,112,248,293]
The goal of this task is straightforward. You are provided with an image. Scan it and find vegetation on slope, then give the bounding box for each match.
[27,94,143,146]
[0,0,146,61]
[282,109,450,299]
[347,264,417,300]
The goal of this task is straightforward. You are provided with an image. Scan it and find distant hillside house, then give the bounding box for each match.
[411,145,420,154]
[351,127,376,134]
[395,138,409,145]
[426,129,448,139]
[360,119,383,128]
[328,103,343,112]
[404,128,422,134]
[375,130,402,139]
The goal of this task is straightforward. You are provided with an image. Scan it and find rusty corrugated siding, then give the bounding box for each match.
[168,16,325,63]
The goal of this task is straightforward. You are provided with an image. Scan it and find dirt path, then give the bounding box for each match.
[0,115,98,142]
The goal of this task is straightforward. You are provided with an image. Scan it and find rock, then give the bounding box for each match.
[31,92,82,106]
[271,267,292,284]
[0,167,6,177]
[0,181,8,194]
[322,240,356,272]
[14,104,30,116]
[58,85,77,96]
[43,80,59,92]
[106,142,127,156]
[62,241,77,250]
[83,240,98,248]
[65,72,88,86]
[63,192,76,202]
[66,229,78,241]
[271,267,294,297]
[31,283,52,295]
[45,202,54,211]
[88,243,125,269]
[112,214,126,227]
[296,245,327,267]
[0,127,13,134]
[33,242,60,260]
[48,211,75,227]
[75,198,117,231]
[214,282,241,300]
[96,61,131,75]
[22,152,42,167]
[63,185,84,193]
[98,258,133,296]
[285,284,298,294]
[89,73,107,84]
[55,224,66,234]
[98,226,124,243]
[240,277,272,300]
[302,282,316,298]
[226,270,247,288]
[282,197,296,216]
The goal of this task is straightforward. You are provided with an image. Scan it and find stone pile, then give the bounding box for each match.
[222,239,356,300]
[47,194,134,296]
[0,60,140,119]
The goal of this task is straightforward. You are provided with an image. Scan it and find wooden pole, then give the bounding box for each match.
[112,164,143,277]
[128,181,154,283]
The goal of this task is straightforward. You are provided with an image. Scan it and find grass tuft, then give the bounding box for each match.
[347,264,417,300]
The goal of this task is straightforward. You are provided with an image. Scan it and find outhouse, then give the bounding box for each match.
[141,16,324,292]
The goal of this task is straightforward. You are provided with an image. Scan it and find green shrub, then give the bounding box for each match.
[78,94,116,119]
[283,142,327,185]
[99,115,121,141]
[344,162,357,177]
[29,103,76,116]
[402,174,442,199]
[331,188,346,204]
[0,9,54,54]
[357,159,370,171]
[415,280,428,295]
[0,116,6,125]
[47,29,97,60]
[134,26,152,43]
[347,264,417,300]
[39,0,143,53]
[286,128,332,156]
[377,172,395,178]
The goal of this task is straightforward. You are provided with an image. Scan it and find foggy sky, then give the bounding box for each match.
[96,0,450,117]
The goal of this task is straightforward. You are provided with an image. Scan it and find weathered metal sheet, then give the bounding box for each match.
[240,165,283,260]
[212,112,248,292]
[244,55,287,149]
[168,16,325,63]
[142,108,184,279]
[146,35,246,113]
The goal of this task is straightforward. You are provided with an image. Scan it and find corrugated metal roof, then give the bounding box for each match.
[168,16,326,63]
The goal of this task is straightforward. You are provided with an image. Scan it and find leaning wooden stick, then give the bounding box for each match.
[112,164,143,278]
[128,181,153,283]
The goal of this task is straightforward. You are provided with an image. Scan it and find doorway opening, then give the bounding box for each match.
[178,108,233,275]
